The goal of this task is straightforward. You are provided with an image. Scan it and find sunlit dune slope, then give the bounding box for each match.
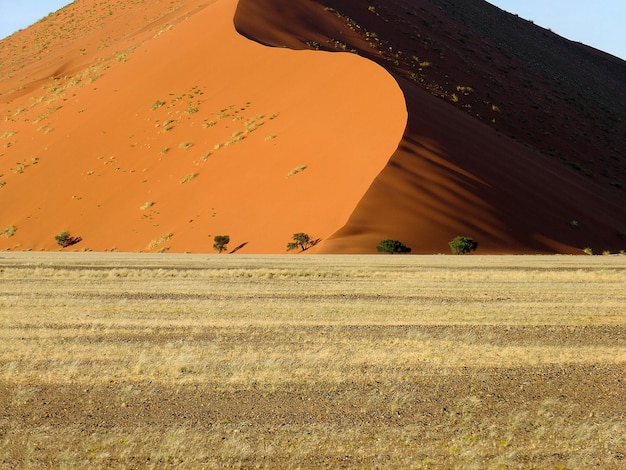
[0,0,406,253]
[236,0,626,254]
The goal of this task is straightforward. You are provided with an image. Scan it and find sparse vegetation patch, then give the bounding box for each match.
[1,225,17,238]
[179,172,198,184]
[147,233,173,250]
[0,254,624,468]
[287,164,307,177]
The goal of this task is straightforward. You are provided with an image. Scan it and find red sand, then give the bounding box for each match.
[236,0,626,254]
[322,79,624,253]
[0,0,406,253]
[1,0,625,254]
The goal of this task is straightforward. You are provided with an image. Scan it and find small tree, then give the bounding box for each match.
[55,231,81,248]
[213,235,230,254]
[287,232,314,252]
[449,236,478,255]
[376,239,411,254]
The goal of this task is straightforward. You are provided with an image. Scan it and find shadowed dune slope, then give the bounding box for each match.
[0,0,406,252]
[236,0,626,254]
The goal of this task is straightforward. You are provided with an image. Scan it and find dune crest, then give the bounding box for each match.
[3,0,625,254]
[0,0,406,253]
[237,0,626,254]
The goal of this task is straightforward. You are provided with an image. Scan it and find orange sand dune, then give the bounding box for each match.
[323,80,626,254]
[0,0,406,253]
[2,0,626,254]
[236,0,626,254]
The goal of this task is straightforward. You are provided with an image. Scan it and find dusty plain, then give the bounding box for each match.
[0,252,625,468]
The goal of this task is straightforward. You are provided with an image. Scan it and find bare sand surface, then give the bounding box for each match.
[0,0,405,253]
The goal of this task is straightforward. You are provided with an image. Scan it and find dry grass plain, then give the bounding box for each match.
[0,252,625,468]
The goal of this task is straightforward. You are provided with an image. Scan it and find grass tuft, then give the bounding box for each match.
[1,225,17,238]
[179,142,193,150]
[287,164,307,177]
[180,172,198,184]
[146,233,173,250]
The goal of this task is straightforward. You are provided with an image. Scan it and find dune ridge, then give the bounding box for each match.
[0,0,406,253]
[2,0,625,254]
[235,0,626,254]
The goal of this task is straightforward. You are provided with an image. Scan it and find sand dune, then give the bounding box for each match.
[0,0,405,253]
[322,80,625,253]
[236,0,626,254]
[1,0,625,254]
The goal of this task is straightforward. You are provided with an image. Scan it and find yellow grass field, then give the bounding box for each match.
[1,253,625,468]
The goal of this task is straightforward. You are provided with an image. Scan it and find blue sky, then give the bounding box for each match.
[0,0,73,39]
[1,0,625,60]
[487,0,626,60]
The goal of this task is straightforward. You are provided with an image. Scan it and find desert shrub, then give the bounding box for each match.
[1,225,17,238]
[179,142,193,150]
[287,233,314,252]
[55,231,81,248]
[147,233,173,250]
[179,172,198,184]
[583,247,593,256]
[449,236,478,255]
[287,165,307,177]
[213,235,230,254]
[376,239,411,254]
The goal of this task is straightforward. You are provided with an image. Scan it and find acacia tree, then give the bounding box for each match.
[213,235,230,254]
[449,236,478,255]
[287,232,314,252]
[376,239,411,254]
